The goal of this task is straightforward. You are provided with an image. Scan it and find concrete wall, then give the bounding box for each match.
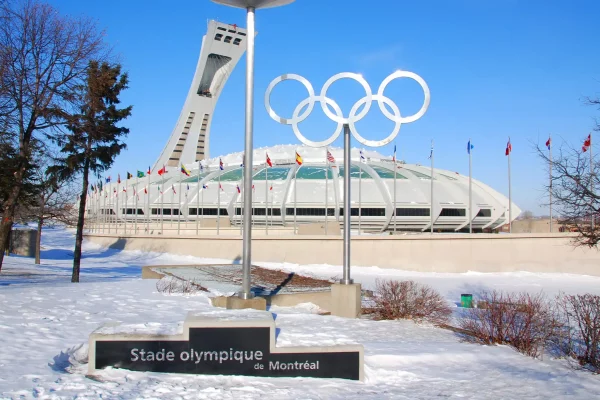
[84,233,600,276]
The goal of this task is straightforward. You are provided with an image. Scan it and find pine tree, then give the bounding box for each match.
[51,61,132,282]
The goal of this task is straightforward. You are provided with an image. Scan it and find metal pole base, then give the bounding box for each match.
[339,278,354,285]
[237,291,255,300]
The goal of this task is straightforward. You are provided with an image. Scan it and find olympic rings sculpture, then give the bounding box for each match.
[264,71,431,148]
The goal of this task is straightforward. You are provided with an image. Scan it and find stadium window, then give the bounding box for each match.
[440,208,466,217]
[476,209,492,217]
[361,208,386,216]
[189,208,197,216]
[339,208,360,216]
[214,33,223,41]
[224,36,232,43]
[396,208,431,217]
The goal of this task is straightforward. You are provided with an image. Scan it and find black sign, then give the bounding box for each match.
[94,325,361,380]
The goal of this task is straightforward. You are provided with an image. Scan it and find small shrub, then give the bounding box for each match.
[156,276,207,295]
[556,293,600,371]
[459,290,560,358]
[372,279,452,325]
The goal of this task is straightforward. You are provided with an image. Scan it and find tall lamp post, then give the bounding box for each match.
[212,0,295,300]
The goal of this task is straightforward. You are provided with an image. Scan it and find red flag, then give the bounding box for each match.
[117,174,121,184]
[144,187,148,194]
[122,187,126,192]
[545,137,551,150]
[158,165,166,176]
[266,153,272,167]
[327,150,336,163]
[269,186,273,191]
[583,134,591,152]
[505,138,512,156]
[219,183,224,191]
[252,184,255,191]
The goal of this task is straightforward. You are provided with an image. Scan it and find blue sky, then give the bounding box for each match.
[51,0,600,214]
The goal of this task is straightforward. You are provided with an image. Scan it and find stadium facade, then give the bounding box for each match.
[91,20,520,233]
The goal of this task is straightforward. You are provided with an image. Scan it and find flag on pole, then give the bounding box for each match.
[327,150,335,163]
[270,185,273,190]
[181,163,191,176]
[252,184,255,191]
[126,172,133,179]
[467,140,474,154]
[147,166,151,175]
[137,171,145,178]
[122,187,126,192]
[219,158,224,170]
[219,183,224,191]
[106,176,111,183]
[202,184,208,189]
[237,185,241,193]
[392,145,396,162]
[157,166,166,176]
[158,185,162,194]
[505,138,512,156]
[583,134,591,152]
[546,137,551,150]
[428,143,433,159]
[266,153,272,167]
[117,174,121,184]
[295,151,303,165]
[172,184,176,194]
[144,187,148,194]
[360,149,365,162]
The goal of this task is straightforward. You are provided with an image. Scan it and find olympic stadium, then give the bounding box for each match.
[88,20,520,233]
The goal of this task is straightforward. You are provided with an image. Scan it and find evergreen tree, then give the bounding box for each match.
[52,61,132,282]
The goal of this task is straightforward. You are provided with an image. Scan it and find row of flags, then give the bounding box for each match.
[93,133,592,193]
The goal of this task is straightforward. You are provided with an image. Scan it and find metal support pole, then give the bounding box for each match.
[294,164,298,235]
[178,170,182,235]
[124,179,127,234]
[358,156,362,235]
[394,155,397,234]
[239,6,255,300]
[341,124,353,284]
[196,165,201,235]
[217,171,221,235]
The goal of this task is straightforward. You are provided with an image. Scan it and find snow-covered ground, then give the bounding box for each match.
[1,227,599,399]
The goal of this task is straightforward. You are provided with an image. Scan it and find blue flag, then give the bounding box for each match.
[467,140,474,154]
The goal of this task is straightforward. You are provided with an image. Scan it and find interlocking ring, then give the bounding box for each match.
[264,71,430,148]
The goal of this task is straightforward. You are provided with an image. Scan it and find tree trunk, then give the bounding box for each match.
[72,159,90,283]
[0,158,26,272]
[35,216,43,265]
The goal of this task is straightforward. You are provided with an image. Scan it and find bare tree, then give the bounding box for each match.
[536,142,599,247]
[0,0,107,271]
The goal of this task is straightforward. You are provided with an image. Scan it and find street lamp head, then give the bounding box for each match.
[211,0,294,9]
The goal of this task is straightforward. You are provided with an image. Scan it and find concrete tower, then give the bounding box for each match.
[152,20,248,172]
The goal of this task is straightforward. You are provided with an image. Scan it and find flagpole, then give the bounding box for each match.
[508,137,512,233]
[107,183,111,234]
[217,169,221,236]
[469,138,473,234]
[116,179,120,234]
[161,171,164,235]
[294,160,298,235]
[325,147,328,235]
[147,172,150,233]
[196,163,201,235]
[101,185,105,234]
[135,176,138,234]
[549,135,553,233]
[125,177,128,234]
[265,156,268,236]
[431,140,434,234]
[178,167,182,235]
[591,133,594,231]
[358,149,362,235]
[394,145,397,234]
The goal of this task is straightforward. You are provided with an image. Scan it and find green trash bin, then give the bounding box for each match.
[461,294,473,308]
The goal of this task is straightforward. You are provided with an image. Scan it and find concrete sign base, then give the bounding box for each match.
[88,312,364,381]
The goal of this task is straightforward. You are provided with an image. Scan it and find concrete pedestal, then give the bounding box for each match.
[330,283,362,318]
[212,295,267,311]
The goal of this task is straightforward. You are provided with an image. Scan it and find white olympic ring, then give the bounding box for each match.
[264,71,431,147]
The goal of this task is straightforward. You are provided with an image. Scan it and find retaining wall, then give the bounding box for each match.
[83,233,600,276]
